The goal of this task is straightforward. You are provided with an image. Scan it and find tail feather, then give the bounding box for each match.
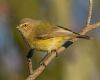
[77,35,90,40]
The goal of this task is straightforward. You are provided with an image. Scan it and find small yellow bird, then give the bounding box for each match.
[17,18,89,57]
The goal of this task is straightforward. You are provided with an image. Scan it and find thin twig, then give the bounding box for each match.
[86,0,93,26]
[81,22,100,35]
[27,59,33,75]
[26,65,45,80]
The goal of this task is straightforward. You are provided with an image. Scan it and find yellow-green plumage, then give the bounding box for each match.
[17,18,89,53]
[28,36,68,52]
[26,21,74,52]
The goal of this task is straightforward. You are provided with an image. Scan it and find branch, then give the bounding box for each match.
[81,22,100,35]
[86,0,93,26]
[27,59,33,75]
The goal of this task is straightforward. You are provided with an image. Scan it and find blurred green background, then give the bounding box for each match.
[0,0,100,80]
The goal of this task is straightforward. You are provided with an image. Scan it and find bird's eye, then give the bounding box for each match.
[23,24,27,27]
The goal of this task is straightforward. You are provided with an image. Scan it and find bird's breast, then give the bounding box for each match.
[28,37,67,52]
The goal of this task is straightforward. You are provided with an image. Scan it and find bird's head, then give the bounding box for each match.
[16,18,40,38]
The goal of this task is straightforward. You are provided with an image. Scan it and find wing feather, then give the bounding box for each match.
[34,21,77,39]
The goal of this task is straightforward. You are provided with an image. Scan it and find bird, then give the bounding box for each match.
[16,18,90,58]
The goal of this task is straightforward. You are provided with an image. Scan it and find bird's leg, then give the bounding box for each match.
[40,50,57,67]
[26,49,34,75]
[26,49,34,59]
[63,41,73,48]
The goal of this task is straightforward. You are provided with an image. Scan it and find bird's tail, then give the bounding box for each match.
[76,35,91,40]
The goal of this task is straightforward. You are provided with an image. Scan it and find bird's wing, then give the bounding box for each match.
[35,21,78,39]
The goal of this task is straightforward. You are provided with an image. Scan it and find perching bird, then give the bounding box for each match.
[17,18,90,57]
